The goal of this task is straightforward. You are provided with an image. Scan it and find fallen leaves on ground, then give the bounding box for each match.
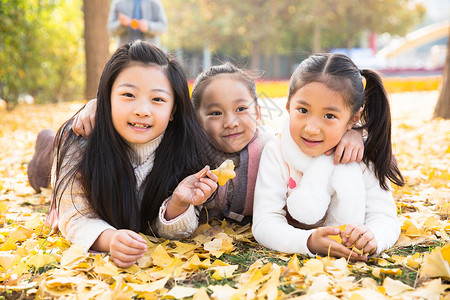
[0,92,448,299]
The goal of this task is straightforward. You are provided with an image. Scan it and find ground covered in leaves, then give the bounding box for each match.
[0,91,448,299]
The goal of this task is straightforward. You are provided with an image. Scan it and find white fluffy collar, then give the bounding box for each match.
[280,116,366,226]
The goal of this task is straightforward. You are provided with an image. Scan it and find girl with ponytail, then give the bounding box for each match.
[253,53,404,261]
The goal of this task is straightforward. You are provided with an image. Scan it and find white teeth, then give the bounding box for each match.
[131,123,150,128]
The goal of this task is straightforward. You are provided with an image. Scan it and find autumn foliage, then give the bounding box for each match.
[0,91,448,299]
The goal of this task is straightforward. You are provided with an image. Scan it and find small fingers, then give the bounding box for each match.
[82,119,92,137]
[205,170,218,182]
[112,254,143,268]
[191,188,206,206]
[126,231,148,249]
[72,115,83,136]
[111,239,146,255]
[356,147,364,162]
[114,231,147,251]
[340,148,352,164]
[328,242,359,260]
[195,181,213,198]
[333,146,344,165]
[351,231,377,256]
[341,223,357,245]
[349,148,359,163]
[320,226,341,237]
[195,166,210,179]
[363,239,378,256]
[353,231,373,250]
[343,224,370,248]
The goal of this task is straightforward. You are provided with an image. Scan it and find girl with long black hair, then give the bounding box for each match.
[48,40,218,268]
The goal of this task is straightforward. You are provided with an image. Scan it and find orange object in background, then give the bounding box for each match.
[130,19,139,30]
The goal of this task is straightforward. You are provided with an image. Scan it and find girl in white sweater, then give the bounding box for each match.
[252,53,404,261]
[48,41,218,268]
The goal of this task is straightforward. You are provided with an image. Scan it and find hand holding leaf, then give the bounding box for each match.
[211,160,236,186]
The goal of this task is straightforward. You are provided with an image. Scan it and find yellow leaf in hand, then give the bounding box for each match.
[329,224,347,244]
[211,159,236,186]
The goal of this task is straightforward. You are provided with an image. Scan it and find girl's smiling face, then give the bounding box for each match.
[287,82,361,157]
[197,75,260,153]
[111,64,175,144]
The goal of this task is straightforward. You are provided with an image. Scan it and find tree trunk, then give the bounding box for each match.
[433,30,450,119]
[83,0,110,100]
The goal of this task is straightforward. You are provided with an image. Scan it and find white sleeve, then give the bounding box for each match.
[57,191,115,252]
[154,198,199,240]
[362,165,401,254]
[252,140,315,256]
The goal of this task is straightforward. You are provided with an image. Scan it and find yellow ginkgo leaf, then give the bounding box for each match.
[287,254,301,274]
[0,252,21,270]
[151,244,174,267]
[94,261,120,276]
[419,244,450,279]
[211,159,236,186]
[329,224,347,244]
[210,265,238,279]
[299,259,324,276]
[383,277,414,296]
[193,287,210,300]
[26,253,56,270]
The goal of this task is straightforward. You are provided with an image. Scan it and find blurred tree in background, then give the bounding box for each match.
[163,0,425,77]
[0,0,426,106]
[434,28,450,119]
[83,0,110,100]
[0,0,84,108]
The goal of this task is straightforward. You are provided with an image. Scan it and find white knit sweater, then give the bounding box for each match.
[52,134,198,252]
[252,131,400,256]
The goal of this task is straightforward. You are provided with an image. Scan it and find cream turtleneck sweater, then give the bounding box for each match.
[53,134,198,252]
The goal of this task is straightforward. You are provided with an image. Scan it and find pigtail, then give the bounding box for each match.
[360,69,404,189]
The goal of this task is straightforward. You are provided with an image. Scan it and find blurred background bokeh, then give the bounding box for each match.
[0,0,448,108]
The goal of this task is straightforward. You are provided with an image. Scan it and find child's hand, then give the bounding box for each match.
[307,227,362,261]
[118,12,131,26]
[72,98,97,137]
[341,223,377,257]
[325,129,364,165]
[138,19,149,32]
[165,166,218,220]
[106,229,148,268]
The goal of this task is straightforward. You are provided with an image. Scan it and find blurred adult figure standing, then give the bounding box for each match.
[108,0,168,47]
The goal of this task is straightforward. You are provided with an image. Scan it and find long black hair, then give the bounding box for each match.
[52,40,215,233]
[287,53,404,190]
